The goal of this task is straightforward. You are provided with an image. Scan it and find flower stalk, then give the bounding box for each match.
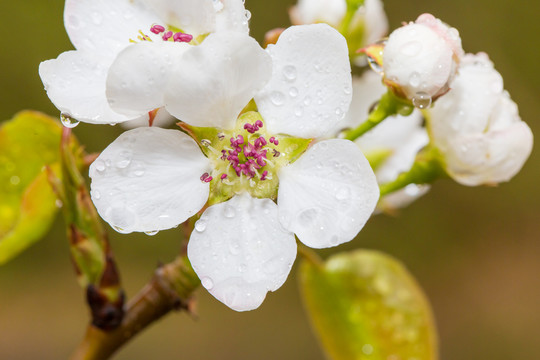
[342,91,413,141]
[70,255,200,360]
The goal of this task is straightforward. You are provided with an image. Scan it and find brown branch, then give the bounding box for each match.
[70,255,200,360]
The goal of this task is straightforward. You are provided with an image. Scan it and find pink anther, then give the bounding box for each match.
[273,138,279,145]
[200,172,210,181]
[204,176,213,183]
[261,170,268,181]
[150,25,166,34]
[162,31,173,41]
[173,32,193,43]
[221,174,228,180]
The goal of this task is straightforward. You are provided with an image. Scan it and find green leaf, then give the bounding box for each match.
[0,111,64,264]
[300,250,438,360]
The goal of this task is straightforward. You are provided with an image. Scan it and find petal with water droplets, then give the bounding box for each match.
[255,24,352,139]
[39,50,142,125]
[89,127,211,233]
[277,139,379,249]
[188,193,296,311]
[164,31,271,129]
[106,41,191,118]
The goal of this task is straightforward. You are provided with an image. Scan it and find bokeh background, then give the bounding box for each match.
[1,0,539,359]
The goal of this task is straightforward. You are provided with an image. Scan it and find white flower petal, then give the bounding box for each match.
[289,0,346,28]
[356,110,428,183]
[64,0,161,55]
[445,117,533,186]
[143,0,216,37]
[336,72,386,133]
[120,108,175,129]
[215,0,250,34]
[89,127,211,233]
[362,0,389,44]
[39,50,141,124]
[106,41,190,117]
[255,24,352,139]
[277,139,379,248]
[164,32,271,129]
[188,194,297,311]
[383,14,463,100]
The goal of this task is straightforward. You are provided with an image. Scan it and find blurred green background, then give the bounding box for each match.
[1,0,539,359]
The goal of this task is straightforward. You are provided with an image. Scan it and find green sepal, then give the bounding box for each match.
[300,250,439,360]
[177,121,221,158]
[0,111,68,264]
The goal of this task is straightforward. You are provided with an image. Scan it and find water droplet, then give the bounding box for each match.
[92,190,101,200]
[244,10,252,21]
[362,344,374,355]
[116,151,132,168]
[238,264,247,273]
[289,87,299,97]
[297,208,319,227]
[303,96,312,106]
[335,107,343,117]
[93,160,105,172]
[282,65,297,81]
[55,199,63,208]
[201,139,211,147]
[408,71,421,87]
[60,113,80,128]
[201,277,214,289]
[270,91,285,106]
[106,206,136,234]
[132,163,145,177]
[223,205,236,218]
[145,230,159,236]
[411,91,432,109]
[343,85,352,95]
[400,41,422,57]
[9,175,20,185]
[335,187,350,200]
[195,219,207,232]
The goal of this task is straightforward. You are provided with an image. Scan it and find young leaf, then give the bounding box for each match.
[300,250,438,360]
[0,111,66,264]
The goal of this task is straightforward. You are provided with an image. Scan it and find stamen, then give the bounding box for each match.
[200,172,210,182]
[162,31,173,41]
[272,149,280,158]
[173,32,193,43]
[221,174,228,180]
[204,176,213,183]
[260,170,268,181]
[150,24,165,34]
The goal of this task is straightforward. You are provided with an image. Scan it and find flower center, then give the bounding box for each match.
[183,111,312,204]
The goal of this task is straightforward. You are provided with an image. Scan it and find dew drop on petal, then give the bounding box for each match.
[92,190,101,200]
[195,219,207,232]
[94,160,106,172]
[223,204,236,218]
[303,96,312,106]
[297,208,319,227]
[60,113,80,128]
[270,91,285,106]
[244,10,252,21]
[294,106,304,117]
[201,277,214,289]
[132,163,145,177]
[282,65,297,81]
[400,41,422,57]
[408,71,421,87]
[145,230,159,236]
[412,92,432,109]
[289,87,299,98]
[116,151,132,168]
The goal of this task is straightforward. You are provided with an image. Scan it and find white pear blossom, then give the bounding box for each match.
[339,71,429,210]
[89,25,380,311]
[382,13,463,107]
[290,0,388,47]
[39,0,250,125]
[427,53,533,186]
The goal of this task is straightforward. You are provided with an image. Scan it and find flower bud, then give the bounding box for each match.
[427,53,533,186]
[382,13,463,106]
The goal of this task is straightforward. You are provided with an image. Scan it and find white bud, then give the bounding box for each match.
[428,53,533,186]
[382,13,464,102]
[290,0,347,28]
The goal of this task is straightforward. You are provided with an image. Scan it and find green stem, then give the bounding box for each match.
[379,146,447,197]
[342,91,412,141]
[70,255,200,360]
